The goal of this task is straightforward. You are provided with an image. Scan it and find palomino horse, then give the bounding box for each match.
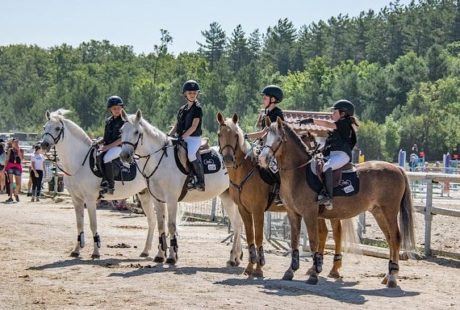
[41,110,156,259]
[217,112,352,279]
[119,110,243,266]
[259,117,415,287]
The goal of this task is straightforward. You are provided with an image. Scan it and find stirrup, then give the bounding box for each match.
[318,196,333,210]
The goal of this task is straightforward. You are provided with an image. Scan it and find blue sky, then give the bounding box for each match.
[1,0,413,55]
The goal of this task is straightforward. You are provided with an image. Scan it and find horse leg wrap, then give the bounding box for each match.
[388,260,399,274]
[93,233,101,249]
[333,254,343,262]
[78,232,85,248]
[291,249,300,271]
[159,233,167,252]
[249,244,257,264]
[257,246,265,266]
[313,252,323,274]
[170,236,178,252]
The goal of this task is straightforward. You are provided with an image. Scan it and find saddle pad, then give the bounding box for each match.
[257,167,279,186]
[174,146,222,175]
[89,148,137,181]
[306,162,359,197]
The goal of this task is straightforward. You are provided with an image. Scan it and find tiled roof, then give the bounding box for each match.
[256,110,333,136]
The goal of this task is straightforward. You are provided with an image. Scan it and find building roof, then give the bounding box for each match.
[256,110,333,136]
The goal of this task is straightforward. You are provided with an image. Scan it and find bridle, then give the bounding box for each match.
[42,119,65,145]
[121,125,171,203]
[217,125,242,168]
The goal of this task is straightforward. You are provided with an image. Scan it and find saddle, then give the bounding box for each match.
[88,147,137,182]
[172,138,222,201]
[307,156,359,197]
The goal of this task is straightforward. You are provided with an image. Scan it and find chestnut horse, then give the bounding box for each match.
[217,112,353,278]
[259,117,415,287]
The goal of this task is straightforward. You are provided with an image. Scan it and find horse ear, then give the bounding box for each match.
[265,116,271,127]
[216,112,225,125]
[232,113,238,124]
[45,110,50,120]
[135,109,142,123]
[121,109,128,122]
[276,116,283,129]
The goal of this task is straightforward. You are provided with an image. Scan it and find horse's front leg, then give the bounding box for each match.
[137,190,156,257]
[86,201,101,259]
[153,202,167,263]
[303,213,322,285]
[282,210,302,281]
[253,211,266,278]
[166,200,179,265]
[219,190,243,267]
[71,196,85,257]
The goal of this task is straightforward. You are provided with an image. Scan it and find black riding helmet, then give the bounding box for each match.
[261,85,283,103]
[106,96,124,108]
[332,99,354,116]
[182,80,200,93]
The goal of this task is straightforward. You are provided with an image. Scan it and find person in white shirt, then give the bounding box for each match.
[30,145,45,202]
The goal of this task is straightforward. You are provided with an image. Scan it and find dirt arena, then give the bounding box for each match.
[0,198,459,309]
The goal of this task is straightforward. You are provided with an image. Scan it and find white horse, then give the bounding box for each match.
[119,109,244,266]
[41,110,156,259]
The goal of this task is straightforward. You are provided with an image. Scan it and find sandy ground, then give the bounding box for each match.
[0,197,459,309]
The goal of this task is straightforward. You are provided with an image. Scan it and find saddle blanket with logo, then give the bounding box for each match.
[174,147,222,175]
[89,148,137,181]
[306,162,360,197]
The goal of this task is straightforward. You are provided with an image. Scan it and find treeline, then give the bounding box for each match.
[0,0,459,160]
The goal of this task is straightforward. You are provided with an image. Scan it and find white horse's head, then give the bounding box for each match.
[41,109,72,152]
[120,109,144,163]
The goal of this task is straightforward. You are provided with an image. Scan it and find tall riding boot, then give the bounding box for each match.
[318,168,334,210]
[104,162,115,194]
[190,159,205,191]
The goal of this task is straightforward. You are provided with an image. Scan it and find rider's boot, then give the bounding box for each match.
[190,159,205,191]
[318,168,333,210]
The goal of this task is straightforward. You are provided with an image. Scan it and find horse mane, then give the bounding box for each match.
[49,109,92,144]
[127,114,168,144]
[224,118,251,154]
[280,122,310,157]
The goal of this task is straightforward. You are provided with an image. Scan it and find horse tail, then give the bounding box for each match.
[341,218,360,255]
[399,167,416,254]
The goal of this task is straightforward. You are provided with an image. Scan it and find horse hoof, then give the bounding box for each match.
[328,271,341,279]
[306,267,314,276]
[140,252,149,258]
[252,270,264,278]
[306,275,319,285]
[153,256,165,263]
[244,268,253,276]
[165,258,177,265]
[282,270,294,281]
[91,254,100,259]
[70,252,80,258]
[387,280,398,288]
[227,260,237,267]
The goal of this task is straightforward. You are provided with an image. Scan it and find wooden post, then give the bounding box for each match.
[210,198,217,222]
[424,179,433,256]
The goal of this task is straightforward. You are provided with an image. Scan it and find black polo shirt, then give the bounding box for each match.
[176,102,203,137]
[103,116,125,145]
[261,106,284,128]
[324,118,356,158]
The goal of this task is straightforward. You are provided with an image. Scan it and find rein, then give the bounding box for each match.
[124,132,172,203]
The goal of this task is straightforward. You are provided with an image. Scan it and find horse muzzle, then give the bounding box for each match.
[40,141,52,152]
[120,149,134,164]
[222,155,236,168]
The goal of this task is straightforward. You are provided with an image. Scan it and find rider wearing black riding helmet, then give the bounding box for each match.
[168,80,205,191]
[98,95,125,194]
[299,99,359,210]
[245,85,285,140]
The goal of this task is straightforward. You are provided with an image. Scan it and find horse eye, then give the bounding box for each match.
[55,126,60,131]
[134,130,139,135]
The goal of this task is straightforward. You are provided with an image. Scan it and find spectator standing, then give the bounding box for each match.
[0,143,6,193]
[2,138,24,203]
[30,145,44,202]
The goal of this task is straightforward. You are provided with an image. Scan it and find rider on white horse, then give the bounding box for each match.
[98,96,125,195]
[168,80,205,191]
